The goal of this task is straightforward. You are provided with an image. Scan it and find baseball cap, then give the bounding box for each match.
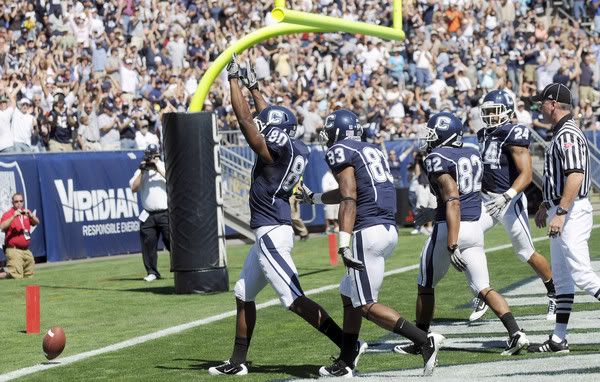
[103,100,115,110]
[0,95,9,103]
[18,97,32,105]
[530,83,572,105]
[144,143,159,155]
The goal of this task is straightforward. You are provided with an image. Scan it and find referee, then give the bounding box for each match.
[530,83,600,353]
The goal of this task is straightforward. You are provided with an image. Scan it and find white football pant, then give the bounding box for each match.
[480,192,536,262]
[340,224,398,308]
[234,225,303,308]
[418,221,491,293]
[548,199,600,298]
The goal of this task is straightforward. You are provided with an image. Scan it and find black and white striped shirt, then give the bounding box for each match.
[543,114,590,202]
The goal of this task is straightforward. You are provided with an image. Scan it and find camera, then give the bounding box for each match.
[140,153,158,171]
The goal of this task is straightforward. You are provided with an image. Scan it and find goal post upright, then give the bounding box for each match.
[189,0,404,113]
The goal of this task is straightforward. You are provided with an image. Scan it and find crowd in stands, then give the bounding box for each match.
[0,0,600,153]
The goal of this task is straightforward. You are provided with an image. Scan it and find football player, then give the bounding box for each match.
[469,89,555,321]
[297,109,444,378]
[209,56,350,376]
[395,112,529,357]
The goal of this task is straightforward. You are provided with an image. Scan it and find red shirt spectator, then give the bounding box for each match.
[1,193,40,280]
[1,196,38,249]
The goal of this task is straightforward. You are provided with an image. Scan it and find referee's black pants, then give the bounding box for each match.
[140,210,171,278]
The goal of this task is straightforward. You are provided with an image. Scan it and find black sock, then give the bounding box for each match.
[416,322,430,334]
[318,317,343,348]
[230,336,250,365]
[499,312,520,337]
[544,279,556,296]
[339,332,359,368]
[393,318,427,346]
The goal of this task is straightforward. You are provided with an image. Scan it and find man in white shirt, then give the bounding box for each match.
[11,98,37,152]
[98,100,120,150]
[135,120,159,149]
[129,144,170,282]
[120,58,140,95]
[0,95,15,153]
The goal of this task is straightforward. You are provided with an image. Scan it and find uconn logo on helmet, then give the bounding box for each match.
[267,110,286,125]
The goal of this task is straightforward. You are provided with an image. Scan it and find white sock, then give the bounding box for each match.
[552,324,568,342]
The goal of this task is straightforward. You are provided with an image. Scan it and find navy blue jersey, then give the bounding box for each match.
[424,146,483,222]
[477,123,530,193]
[325,139,396,230]
[249,126,309,229]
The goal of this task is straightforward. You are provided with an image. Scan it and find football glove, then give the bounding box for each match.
[226,53,240,80]
[240,63,259,90]
[414,207,436,226]
[294,182,315,204]
[339,247,365,271]
[484,189,516,218]
[448,245,466,272]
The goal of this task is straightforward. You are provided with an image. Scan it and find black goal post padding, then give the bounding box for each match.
[162,112,228,294]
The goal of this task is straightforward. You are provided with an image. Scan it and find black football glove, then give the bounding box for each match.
[339,247,365,271]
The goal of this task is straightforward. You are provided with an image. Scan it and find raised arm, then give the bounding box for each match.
[227,56,274,164]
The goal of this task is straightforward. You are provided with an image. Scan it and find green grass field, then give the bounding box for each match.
[1,218,599,381]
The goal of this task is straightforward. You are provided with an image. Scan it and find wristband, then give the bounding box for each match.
[339,231,351,248]
[504,188,517,200]
[312,193,323,204]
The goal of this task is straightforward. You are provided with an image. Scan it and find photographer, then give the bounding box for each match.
[1,193,40,280]
[128,144,170,282]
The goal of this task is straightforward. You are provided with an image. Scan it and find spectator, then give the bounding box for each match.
[135,119,159,149]
[0,94,15,154]
[514,100,533,127]
[47,94,76,152]
[77,101,101,151]
[117,103,138,149]
[0,192,40,280]
[579,53,597,105]
[98,100,120,150]
[10,98,37,152]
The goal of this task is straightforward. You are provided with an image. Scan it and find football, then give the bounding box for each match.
[42,326,66,360]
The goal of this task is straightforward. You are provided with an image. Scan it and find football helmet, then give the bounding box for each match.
[480,89,515,129]
[254,105,297,137]
[419,112,464,152]
[319,109,363,148]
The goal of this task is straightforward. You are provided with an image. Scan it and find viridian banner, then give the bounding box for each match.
[0,151,145,262]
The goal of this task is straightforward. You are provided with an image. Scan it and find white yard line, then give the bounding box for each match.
[2,224,599,381]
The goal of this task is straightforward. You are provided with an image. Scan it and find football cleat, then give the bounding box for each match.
[319,358,353,378]
[393,342,422,355]
[501,330,529,355]
[469,297,489,322]
[351,340,368,368]
[546,296,557,321]
[528,335,569,353]
[208,360,249,376]
[421,332,445,376]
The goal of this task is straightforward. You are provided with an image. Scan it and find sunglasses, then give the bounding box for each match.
[13,199,24,203]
